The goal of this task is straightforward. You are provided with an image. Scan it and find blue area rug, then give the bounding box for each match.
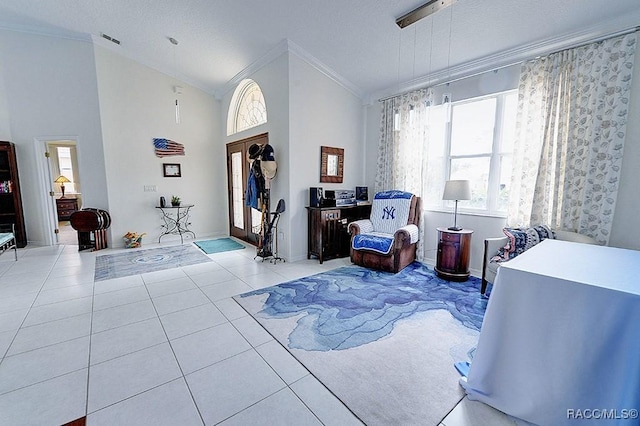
[235,262,488,425]
[193,238,245,254]
[95,245,212,281]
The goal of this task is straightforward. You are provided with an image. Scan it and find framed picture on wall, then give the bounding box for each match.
[320,146,344,183]
[163,163,181,177]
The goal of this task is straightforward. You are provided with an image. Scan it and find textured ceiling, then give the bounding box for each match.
[0,0,639,100]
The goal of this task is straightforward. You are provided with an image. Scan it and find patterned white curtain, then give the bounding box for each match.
[508,32,637,244]
[375,88,433,260]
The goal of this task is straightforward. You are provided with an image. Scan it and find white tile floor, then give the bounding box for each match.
[0,239,515,425]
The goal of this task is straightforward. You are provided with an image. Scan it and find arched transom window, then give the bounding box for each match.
[227,79,267,135]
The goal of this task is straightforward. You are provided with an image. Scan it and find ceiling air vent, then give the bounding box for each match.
[101,33,121,45]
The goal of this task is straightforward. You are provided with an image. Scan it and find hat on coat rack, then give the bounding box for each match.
[261,161,277,180]
[261,144,275,161]
[248,143,263,160]
[260,144,277,179]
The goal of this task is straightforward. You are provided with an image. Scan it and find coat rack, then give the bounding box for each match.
[245,142,281,261]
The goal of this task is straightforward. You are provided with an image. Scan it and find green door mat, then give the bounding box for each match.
[194,238,245,254]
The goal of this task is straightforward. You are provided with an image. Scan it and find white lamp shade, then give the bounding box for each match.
[442,180,471,201]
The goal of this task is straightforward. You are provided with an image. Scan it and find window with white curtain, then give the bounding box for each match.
[425,90,517,215]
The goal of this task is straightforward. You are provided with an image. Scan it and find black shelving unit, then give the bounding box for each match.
[0,141,27,247]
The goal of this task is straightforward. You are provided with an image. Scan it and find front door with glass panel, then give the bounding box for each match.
[226,134,267,245]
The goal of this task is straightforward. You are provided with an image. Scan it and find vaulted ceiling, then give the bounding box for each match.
[1,0,639,101]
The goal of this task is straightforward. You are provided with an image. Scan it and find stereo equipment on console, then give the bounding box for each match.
[322,190,336,207]
[356,186,369,201]
[309,187,323,208]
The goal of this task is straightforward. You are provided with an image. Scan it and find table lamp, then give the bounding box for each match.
[442,180,471,231]
[54,175,71,198]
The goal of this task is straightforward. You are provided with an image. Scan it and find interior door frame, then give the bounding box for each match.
[226,132,269,245]
[33,136,80,246]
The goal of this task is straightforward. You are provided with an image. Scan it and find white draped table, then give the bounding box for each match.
[461,239,640,425]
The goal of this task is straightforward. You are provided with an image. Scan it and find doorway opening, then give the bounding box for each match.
[50,142,82,245]
[35,139,81,246]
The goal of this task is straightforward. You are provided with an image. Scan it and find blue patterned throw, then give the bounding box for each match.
[352,233,394,254]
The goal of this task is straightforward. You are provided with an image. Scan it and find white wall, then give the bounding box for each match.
[222,53,291,258]
[0,59,11,140]
[0,29,223,247]
[363,103,379,193]
[221,51,364,262]
[0,30,108,245]
[288,53,365,261]
[94,46,223,245]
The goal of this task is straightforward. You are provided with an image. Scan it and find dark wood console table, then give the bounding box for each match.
[56,198,79,221]
[307,204,372,263]
[156,204,195,244]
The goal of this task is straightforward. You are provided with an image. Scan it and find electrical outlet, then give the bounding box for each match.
[143,185,157,192]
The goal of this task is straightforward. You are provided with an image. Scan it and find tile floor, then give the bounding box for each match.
[0,239,515,425]
[57,221,77,246]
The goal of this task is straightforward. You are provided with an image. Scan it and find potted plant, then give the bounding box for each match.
[171,195,181,207]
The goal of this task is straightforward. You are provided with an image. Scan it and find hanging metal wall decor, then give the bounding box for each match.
[153,138,185,157]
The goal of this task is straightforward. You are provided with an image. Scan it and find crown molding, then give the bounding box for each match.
[366,14,640,105]
[217,38,365,100]
[0,22,91,43]
[215,39,289,99]
[286,39,365,99]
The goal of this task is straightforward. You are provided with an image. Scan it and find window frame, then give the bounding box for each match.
[227,79,267,136]
[56,146,78,194]
[435,89,517,217]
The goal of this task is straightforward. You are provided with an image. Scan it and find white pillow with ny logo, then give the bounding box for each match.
[370,191,414,235]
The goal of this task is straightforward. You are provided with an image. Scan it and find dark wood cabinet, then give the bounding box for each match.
[56,198,79,221]
[307,204,372,263]
[0,141,27,247]
[435,227,473,281]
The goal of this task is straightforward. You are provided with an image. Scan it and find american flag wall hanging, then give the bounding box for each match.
[153,138,185,157]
